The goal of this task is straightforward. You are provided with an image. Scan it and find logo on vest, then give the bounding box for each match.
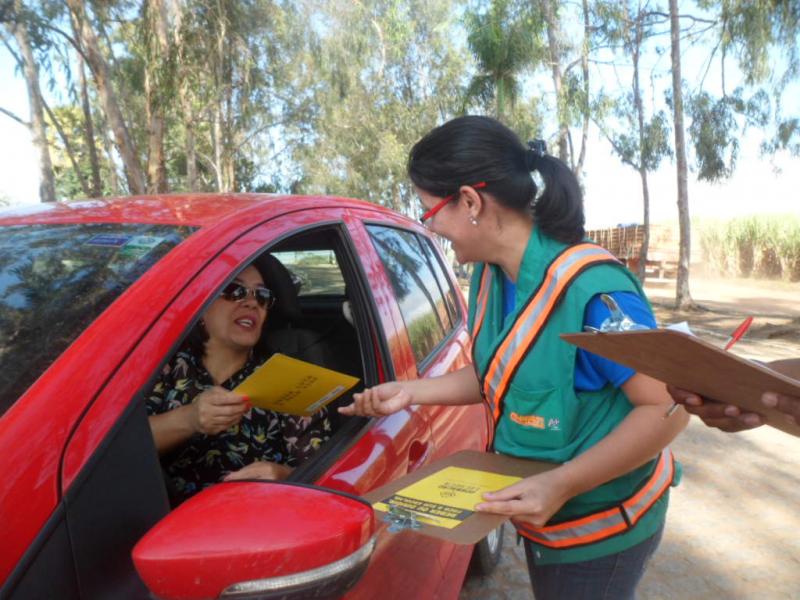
[510,412,545,429]
[547,418,561,431]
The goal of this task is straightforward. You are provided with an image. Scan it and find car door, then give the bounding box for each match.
[334,208,490,599]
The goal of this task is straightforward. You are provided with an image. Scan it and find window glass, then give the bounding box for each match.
[0,223,195,413]
[419,238,460,327]
[270,250,345,296]
[367,226,451,363]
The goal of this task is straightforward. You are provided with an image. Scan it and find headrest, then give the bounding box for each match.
[252,253,302,324]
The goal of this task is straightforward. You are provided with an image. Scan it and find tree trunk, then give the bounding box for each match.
[669,0,693,308]
[632,18,649,283]
[542,0,569,164]
[99,117,121,196]
[9,2,56,203]
[78,55,102,197]
[637,167,651,282]
[66,0,146,195]
[145,0,170,193]
[574,0,590,175]
[42,100,92,198]
[170,0,197,191]
[183,94,197,190]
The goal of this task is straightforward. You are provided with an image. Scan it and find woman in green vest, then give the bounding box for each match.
[340,115,689,599]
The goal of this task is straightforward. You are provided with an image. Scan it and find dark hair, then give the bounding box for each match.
[408,115,585,243]
[185,256,274,359]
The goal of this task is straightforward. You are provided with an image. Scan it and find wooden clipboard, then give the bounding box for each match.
[561,329,800,436]
[363,450,556,545]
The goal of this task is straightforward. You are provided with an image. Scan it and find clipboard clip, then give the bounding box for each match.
[584,294,650,333]
[383,504,423,532]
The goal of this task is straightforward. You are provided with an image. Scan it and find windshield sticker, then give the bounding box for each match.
[86,234,133,247]
[119,235,167,259]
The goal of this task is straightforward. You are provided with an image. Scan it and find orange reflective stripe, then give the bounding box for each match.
[517,451,675,549]
[623,452,674,526]
[519,518,629,548]
[482,244,618,423]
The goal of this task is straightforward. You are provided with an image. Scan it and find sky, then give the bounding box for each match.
[1,20,798,229]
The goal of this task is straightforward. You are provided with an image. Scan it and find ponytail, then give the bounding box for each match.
[527,144,585,244]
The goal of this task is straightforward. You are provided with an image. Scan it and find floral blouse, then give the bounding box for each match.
[146,349,332,504]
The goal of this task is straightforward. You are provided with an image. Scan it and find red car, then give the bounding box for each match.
[0,194,500,600]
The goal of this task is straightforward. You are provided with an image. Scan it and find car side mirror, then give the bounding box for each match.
[132,481,375,600]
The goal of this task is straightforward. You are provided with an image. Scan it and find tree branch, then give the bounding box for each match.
[648,12,717,25]
[0,105,28,126]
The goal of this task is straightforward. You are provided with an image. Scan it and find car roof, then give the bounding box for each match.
[0,193,395,228]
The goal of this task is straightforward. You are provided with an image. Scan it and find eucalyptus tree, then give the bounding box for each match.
[593,1,672,282]
[4,0,56,202]
[688,0,800,179]
[535,0,593,174]
[669,0,692,308]
[294,0,469,214]
[66,0,147,195]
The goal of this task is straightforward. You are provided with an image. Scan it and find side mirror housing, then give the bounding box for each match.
[133,481,375,600]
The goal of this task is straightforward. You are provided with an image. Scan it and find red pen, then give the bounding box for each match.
[723,316,753,351]
[664,316,754,418]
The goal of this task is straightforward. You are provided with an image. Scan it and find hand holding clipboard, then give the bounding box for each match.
[561,329,800,437]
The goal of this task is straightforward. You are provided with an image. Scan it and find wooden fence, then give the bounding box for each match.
[586,224,680,279]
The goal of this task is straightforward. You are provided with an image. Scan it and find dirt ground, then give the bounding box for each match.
[460,275,800,599]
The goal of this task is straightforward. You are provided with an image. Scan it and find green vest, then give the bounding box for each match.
[468,227,674,564]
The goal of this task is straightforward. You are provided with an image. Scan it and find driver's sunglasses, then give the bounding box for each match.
[419,182,487,224]
[220,282,276,309]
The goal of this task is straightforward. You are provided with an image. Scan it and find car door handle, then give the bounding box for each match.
[407,440,431,472]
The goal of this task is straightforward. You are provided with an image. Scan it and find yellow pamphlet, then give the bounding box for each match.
[373,466,521,529]
[233,353,359,416]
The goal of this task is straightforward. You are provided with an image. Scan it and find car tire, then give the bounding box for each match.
[469,522,505,577]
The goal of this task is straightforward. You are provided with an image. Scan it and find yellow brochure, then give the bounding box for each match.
[233,353,359,416]
[373,466,521,529]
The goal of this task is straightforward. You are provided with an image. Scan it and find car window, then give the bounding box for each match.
[366,225,454,365]
[0,223,194,414]
[269,249,346,296]
[419,237,461,328]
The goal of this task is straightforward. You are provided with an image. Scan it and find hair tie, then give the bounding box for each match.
[526,139,547,172]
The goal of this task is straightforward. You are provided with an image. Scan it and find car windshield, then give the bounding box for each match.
[0,223,195,414]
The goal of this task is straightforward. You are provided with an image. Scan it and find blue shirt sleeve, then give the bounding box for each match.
[574,292,657,391]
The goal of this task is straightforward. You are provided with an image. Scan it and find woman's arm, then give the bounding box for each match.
[338,365,483,417]
[148,387,250,455]
[477,373,689,526]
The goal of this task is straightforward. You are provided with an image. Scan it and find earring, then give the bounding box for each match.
[470,217,478,226]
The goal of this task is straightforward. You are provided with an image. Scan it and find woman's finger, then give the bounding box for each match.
[474,498,526,515]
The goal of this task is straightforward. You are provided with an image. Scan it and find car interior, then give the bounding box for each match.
[153,224,383,490]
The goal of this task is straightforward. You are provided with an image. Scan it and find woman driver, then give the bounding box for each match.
[147,257,331,504]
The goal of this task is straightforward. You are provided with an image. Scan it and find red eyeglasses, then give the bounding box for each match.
[419,182,487,224]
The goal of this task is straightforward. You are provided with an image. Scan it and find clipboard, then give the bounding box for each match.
[561,329,800,436]
[363,450,557,545]
[232,353,359,416]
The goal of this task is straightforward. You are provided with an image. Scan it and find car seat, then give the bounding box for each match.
[256,253,338,367]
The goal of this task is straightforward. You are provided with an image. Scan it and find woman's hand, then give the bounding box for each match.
[667,385,763,433]
[338,382,413,417]
[762,391,800,425]
[474,469,572,528]
[191,387,250,435]
[223,460,292,482]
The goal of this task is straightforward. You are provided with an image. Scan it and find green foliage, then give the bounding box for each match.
[698,214,800,281]
[687,92,739,181]
[462,0,543,119]
[291,0,469,213]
